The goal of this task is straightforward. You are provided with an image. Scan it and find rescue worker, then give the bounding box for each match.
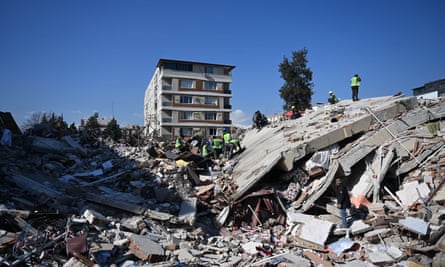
[291,105,301,119]
[223,128,243,159]
[212,135,223,159]
[230,137,242,153]
[350,74,361,101]
[336,177,352,228]
[223,128,234,159]
[175,135,185,151]
[328,91,339,104]
[201,140,212,158]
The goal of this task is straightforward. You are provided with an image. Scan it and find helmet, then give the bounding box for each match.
[291,105,295,109]
[329,91,333,95]
[205,140,211,145]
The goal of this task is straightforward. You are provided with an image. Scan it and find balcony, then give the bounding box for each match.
[224,104,232,109]
[162,101,172,107]
[224,89,232,94]
[224,120,232,124]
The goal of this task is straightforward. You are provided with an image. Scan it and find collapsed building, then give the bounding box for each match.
[1,94,445,266]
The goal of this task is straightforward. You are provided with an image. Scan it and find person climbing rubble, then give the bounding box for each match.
[223,128,243,159]
[328,91,339,104]
[252,110,268,129]
[335,177,352,228]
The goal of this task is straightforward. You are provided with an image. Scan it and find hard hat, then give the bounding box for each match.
[329,91,333,94]
[291,105,295,109]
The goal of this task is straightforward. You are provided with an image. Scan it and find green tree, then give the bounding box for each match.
[85,112,100,130]
[103,118,122,141]
[278,48,314,111]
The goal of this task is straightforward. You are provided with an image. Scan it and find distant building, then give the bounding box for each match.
[412,78,445,99]
[79,117,112,133]
[144,59,235,140]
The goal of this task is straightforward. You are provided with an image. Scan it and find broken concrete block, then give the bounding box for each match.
[286,210,314,225]
[241,241,262,255]
[178,197,197,225]
[386,246,403,260]
[399,216,429,235]
[120,216,145,232]
[298,217,333,246]
[396,181,430,207]
[328,237,355,256]
[82,209,109,226]
[176,248,194,263]
[62,257,89,267]
[350,220,372,235]
[128,234,164,260]
[364,228,392,243]
[367,250,394,265]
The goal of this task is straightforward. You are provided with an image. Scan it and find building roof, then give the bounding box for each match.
[157,58,235,70]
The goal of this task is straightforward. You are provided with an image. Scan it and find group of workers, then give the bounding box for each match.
[328,74,362,104]
[175,128,242,160]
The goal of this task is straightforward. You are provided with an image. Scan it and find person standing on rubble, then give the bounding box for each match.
[212,135,223,159]
[175,134,185,151]
[335,177,352,228]
[201,139,212,158]
[350,74,361,101]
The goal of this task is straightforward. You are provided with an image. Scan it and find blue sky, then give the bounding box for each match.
[1,0,445,128]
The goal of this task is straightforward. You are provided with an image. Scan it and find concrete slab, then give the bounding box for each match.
[399,216,429,235]
[298,217,333,246]
[230,96,421,202]
[178,197,197,226]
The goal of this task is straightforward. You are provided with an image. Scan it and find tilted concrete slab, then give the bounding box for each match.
[230,95,420,201]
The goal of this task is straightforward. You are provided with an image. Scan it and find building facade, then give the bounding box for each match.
[412,78,445,99]
[144,59,235,140]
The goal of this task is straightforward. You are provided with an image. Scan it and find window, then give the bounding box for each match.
[177,63,193,71]
[179,112,193,120]
[205,112,217,120]
[208,128,217,136]
[180,95,193,104]
[205,66,214,74]
[180,128,193,136]
[164,63,192,72]
[203,81,217,90]
[205,97,217,105]
[180,80,195,89]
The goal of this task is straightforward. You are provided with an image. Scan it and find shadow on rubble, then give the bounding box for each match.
[0,121,224,265]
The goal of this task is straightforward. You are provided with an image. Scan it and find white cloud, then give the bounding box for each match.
[231,109,251,128]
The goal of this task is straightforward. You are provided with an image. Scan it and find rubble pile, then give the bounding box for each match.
[1,95,445,267]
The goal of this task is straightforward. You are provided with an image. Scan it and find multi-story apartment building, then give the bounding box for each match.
[144,59,235,140]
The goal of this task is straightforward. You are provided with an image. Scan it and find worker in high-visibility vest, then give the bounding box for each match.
[350,74,361,101]
[223,128,233,159]
[212,136,223,158]
[223,128,243,158]
[201,140,211,158]
[175,135,185,151]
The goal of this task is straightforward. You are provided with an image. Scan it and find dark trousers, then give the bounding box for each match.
[351,86,359,101]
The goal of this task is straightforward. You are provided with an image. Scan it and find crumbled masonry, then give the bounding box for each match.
[1,94,445,266]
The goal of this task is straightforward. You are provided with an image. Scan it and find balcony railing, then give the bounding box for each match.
[162,101,172,106]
